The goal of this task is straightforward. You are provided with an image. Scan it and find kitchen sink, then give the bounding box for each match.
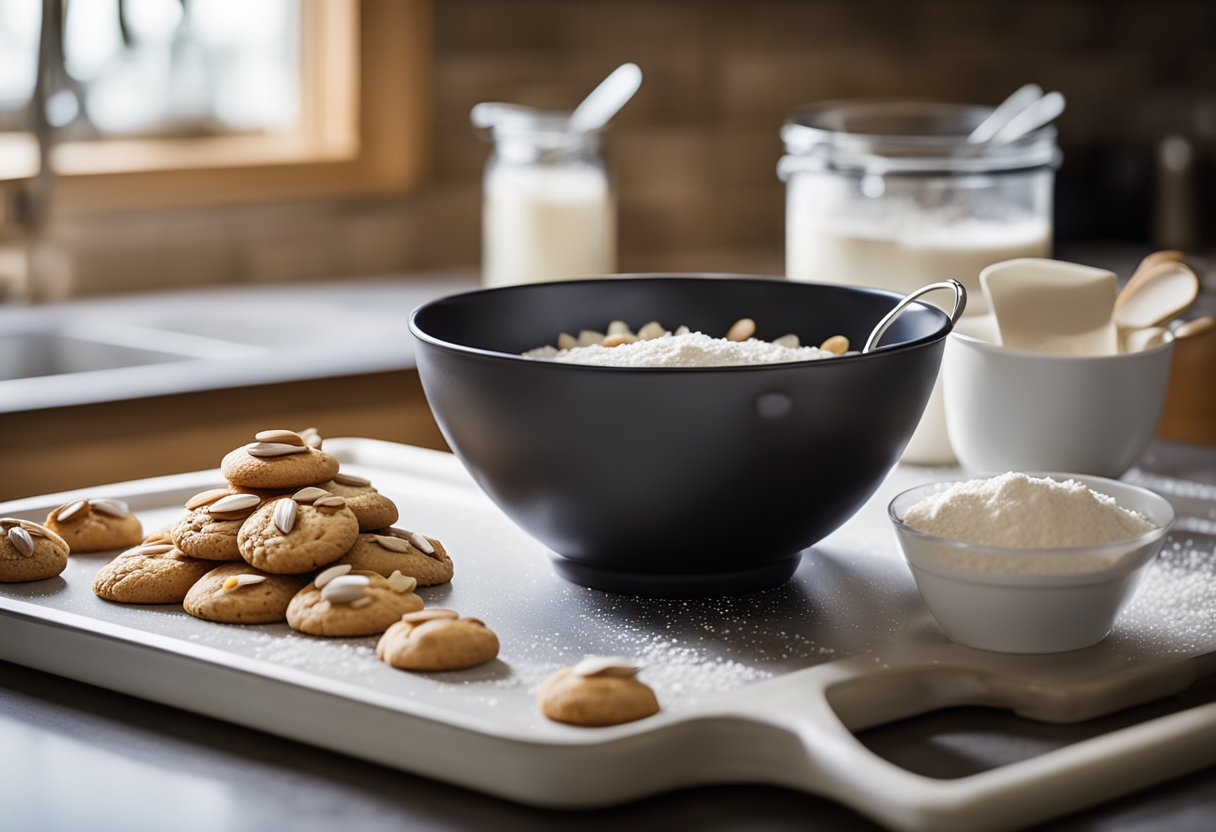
[0,274,467,413]
[0,331,186,380]
[0,321,264,382]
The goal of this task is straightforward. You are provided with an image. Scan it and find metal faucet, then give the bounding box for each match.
[3,0,70,301]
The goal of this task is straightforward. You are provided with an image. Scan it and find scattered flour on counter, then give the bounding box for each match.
[524,331,835,368]
[1112,536,1216,654]
[904,472,1156,549]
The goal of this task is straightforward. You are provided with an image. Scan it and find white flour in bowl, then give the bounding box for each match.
[524,331,835,368]
[904,472,1156,549]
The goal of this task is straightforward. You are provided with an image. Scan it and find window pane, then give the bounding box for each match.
[0,0,300,139]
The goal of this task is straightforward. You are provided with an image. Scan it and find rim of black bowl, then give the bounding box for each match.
[409,274,955,373]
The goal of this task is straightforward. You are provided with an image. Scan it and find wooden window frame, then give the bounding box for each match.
[0,0,432,215]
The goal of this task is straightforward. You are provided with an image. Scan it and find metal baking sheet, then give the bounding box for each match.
[2,439,1215,832]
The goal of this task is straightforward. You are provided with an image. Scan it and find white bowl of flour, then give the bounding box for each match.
[889,472,1174,654]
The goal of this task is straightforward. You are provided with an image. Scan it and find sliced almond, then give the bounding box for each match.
[325,574,370,590]
[245,442,310,458]
[772,333,801,349]
[273,499,298,535]
[373,534,410,553]
[577,329,606,348]
[726,318,756,342]
[332,472,371,488]
[7,526,35,557]
[556,332,577,350]
[350,596,374,609]
[90,498,130,518]
[292,487,329,504]
[408,532,435,556]
[387,570,417,594]
[135,543,176,556]
[601,333,637,348]
[819,334,849,355]
[606,320,632,336]
[56,499,88,523]
[637,321,667,340]
[254,429,305,446]
[314,563,352,588]
[299,427,323,449]
[207,493,261,516]
[186,488,231,510]
[572,656,640,678]
[223,574,267,591]
[321,575,370,604]
[402,608,459,624]
[313,495,347,509]
[19,521,48,538]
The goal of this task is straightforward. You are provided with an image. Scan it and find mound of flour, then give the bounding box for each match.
[524,331,834,368]
[904,472,1156,549]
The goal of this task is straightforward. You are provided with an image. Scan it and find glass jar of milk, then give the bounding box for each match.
[779,101,1059,463]
[476,107,616,287]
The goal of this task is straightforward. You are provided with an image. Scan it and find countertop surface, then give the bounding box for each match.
[4,438,1216,832]
[5,251,1216,828]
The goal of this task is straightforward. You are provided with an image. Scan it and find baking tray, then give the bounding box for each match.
[2,438,1215,832]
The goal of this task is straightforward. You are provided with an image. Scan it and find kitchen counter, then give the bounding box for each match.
[4,438,1215,831]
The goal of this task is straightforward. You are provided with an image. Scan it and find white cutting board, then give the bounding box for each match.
[2,439,1215,832]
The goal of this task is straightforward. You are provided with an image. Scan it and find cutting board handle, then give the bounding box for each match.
[735,655,1216,832]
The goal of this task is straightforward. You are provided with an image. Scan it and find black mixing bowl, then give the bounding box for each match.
[410,276,954,596]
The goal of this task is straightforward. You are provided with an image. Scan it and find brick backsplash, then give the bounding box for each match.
[34,0,1216,295]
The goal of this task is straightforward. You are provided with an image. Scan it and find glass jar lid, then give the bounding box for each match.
[471,102,604,161]
[779,100,1061,179]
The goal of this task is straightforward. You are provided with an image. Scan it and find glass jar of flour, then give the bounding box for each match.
[779,101,1060,464]
[473,104,616,287]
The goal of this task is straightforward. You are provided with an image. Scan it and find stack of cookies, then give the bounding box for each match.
[92,429,459,641]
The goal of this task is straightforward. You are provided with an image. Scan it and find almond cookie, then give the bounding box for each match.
[45,498,143,553]
[92,542,215,604]
[538,658,660,727]
[183,563,305,624]
[220,429,339,490]
[238,490,359,574]
[0,519,69,583]
[286,567,423,637]
[333,529,453,586]
[376,609,499,671]
[316,473,399,531]
[171,491,263,561]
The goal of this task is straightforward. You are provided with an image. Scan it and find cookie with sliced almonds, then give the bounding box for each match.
[376,609,499,671]
[183,563,305,624]
[171,491,263,561]
[44,497,143,553]
[314,474,398,531]
[237,489,359,574]
[220,430,339,490]
[332,529,452,586]
[537,658,660,727]
[92,542,215,604]
[0,518,69,583]
[286,568,423,637]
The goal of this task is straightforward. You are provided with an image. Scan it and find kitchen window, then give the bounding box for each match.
[0,0,431,214]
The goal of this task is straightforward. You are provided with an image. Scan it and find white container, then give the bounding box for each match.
[889,475,1175,654]
[943,316,1174,478]
[476,108,615,287]
[779,102,1059,464]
